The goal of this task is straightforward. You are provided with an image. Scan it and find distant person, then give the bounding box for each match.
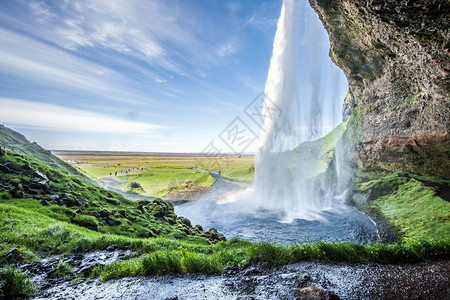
[115,172,117,176]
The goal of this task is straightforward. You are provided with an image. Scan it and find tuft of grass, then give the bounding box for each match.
[0,266,36,298]
[142,251,183,276]
[71,214,99,231]
[55,260,73,277]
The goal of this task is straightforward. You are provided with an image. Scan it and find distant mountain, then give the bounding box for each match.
[0,125,81,177]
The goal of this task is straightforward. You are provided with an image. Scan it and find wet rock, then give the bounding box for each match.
[293,286,340,300]
[177,217,192,227]
[224,265,240,276]
[106,197,121,205]
[21,261,55,275]
[2,248,23,264]
[74,197,87,206]
[57,194,86,207]
[205,228,226,242]
[29,179,47,189]
[98,210,111,219]
[0,163,11,173]
[106,244,119,251]
[30,170,48,181]
[243,266,263,276]
[19,163,33,172]
[309,0,450,179]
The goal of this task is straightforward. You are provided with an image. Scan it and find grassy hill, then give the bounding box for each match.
[0,125,82,177]
[0,148,225,244]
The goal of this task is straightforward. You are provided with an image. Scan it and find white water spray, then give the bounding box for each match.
[175,1,377,243]
[250,0,347,222]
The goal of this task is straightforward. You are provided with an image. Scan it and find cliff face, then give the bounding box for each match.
[309,0,449,178]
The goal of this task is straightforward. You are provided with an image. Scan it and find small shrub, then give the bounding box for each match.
[0,266,36,298]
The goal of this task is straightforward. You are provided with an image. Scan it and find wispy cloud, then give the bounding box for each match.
[0,97,164,135]
[29,0,55,22]
[0,29,107,90]
[217,43,236,57]
[244,2,279,32]
[18,0,229,75]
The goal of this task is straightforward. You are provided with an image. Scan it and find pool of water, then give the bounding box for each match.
[174,172,379,244]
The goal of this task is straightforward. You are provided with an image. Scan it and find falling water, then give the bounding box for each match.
[175,0,375,243]
[251,0,346,223]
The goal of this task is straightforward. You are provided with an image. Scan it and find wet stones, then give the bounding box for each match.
[30,170,48,181]
[293,286,340,300]
[1,248,23,265]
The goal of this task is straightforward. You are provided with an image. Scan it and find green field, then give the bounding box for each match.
[56,154,254,198]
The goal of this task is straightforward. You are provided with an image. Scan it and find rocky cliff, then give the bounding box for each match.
[309,0,449,178]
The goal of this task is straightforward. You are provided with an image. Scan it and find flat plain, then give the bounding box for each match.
[54,151,254,198]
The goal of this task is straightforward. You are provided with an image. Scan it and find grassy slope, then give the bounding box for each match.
[349,172,450,242]
[283,121,348,177]
[0,150,224,244]
[0,125,82,178]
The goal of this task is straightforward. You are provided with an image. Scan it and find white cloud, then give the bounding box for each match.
[29,0,54,22]
[217,43,236,57]
[0,97,164,135]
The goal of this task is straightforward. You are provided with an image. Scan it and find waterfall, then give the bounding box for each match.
[251,0,346,223]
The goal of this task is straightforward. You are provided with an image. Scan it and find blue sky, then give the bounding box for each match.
[0,0,347,153]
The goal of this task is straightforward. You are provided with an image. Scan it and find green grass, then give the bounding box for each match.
[351,172,450,242]
[0,201,252,279]
[282,122,348,178]
[1,200,449,282]
[0,125,88,180]
[219,157,254,182]
[56,154,255,198]
[0,150,225,244]
[249,239,450,267]
[0,266,36,298]
[55,260,74,277]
